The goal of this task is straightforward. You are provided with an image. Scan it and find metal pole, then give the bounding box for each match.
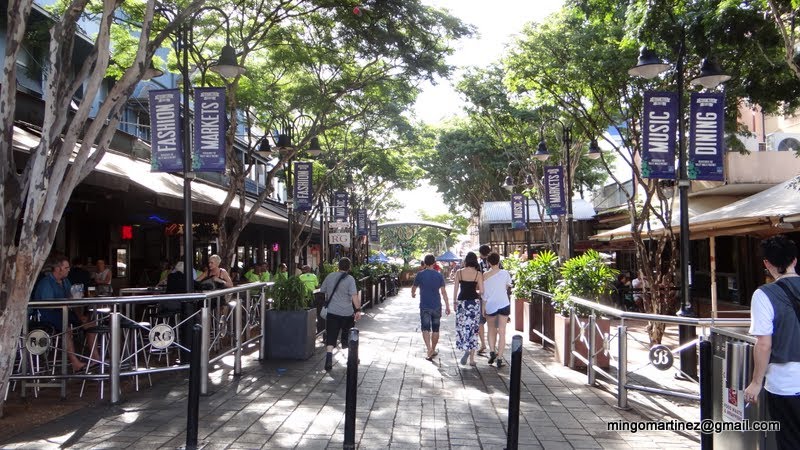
[588,314,596,386]
[344,328,359,450]
[564,126,574,259]
[617,325,629,409]
[200,301,210,395]
[525,196,531,259]
[234,296,242,376]
[506,335,522,450]
[699,338,713,450]
[182,24,194,295]
[675,38,698,379]
[186,324,202,450]
[287,155,294,277]
[568,306,575,369]
[110,311,121,404]
[259,285,267,361]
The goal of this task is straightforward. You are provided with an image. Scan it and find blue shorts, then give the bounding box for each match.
[420,308,442,332]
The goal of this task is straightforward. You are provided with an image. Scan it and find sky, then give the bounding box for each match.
[389,0,565,221]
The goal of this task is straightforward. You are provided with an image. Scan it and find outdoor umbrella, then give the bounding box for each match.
[368,252,391,263]
[436,250,461,262]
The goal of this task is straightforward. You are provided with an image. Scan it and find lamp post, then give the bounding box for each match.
[532,121,601,259]
[629,43,729,378]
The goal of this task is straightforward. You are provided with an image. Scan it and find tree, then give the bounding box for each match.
[415,212,468,255]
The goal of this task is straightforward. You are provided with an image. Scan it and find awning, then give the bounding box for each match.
[12,126,287,227]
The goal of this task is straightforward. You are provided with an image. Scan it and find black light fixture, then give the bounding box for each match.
[627,46,671,79]
[346,173,356,190]
[586,139,602,160]
[209,44,246,79]
[255,136,272,159]
[503,175,515,191]
[307,136,323,157]
[525,173,534,186]
[534,140,551,161]
[690,57,731,89]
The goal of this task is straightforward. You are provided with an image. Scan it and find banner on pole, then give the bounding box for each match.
[193,87,227,172]
[293,162,313,212]
[543,166,566,216]
[357,209,368,236]
[511,194,526,230]
[642,91,678,179]
[149,89,183,172]
[689,92,725,181]
[334,191,349,222]
[369,220,379,243]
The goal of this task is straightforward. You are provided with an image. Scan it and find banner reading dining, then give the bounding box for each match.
[511,194,526,230]
[642,91,678,179]
[333,191,349,222]
[293,162,312,212]
[193,87,227,172]
[689,92,725,181]
[369,220,379,243]
[543,165,566,216]
[357,209,368,236]
[149,89,183,172]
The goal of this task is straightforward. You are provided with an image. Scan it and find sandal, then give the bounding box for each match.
[477,348,487,356]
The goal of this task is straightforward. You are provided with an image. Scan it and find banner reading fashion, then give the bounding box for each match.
[642,91,678,179]
[544,166,566,216]
[334,192,349,222]
[294,162,312,212]
[369,220,379,243]
[357,209,368,236]
[689,92,725,181]
[193,87,226,172]
[149,89,183,172]
[511,194,526,230]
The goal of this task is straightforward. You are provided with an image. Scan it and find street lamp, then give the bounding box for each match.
[532,120,601,259]
[629,44,729,379]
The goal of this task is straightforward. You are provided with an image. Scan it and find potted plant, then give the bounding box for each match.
[265,275,316,360]
[519,250,559,345]
[552,250,617,369]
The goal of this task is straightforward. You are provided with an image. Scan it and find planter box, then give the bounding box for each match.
[554,314,610,369]
[265,308,317,360]
[527,296,555,350]
[514,297,527,332]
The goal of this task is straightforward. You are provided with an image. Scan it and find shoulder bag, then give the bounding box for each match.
[320,272,348,319]
[775,277,800,322]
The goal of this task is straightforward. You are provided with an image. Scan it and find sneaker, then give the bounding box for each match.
[488,351,497,365]
[496,358,504,368]
[460,351,469,365]
[324,352,333,371]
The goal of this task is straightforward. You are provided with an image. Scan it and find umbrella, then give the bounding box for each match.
[368,252,391,263]
[436,250,461,262]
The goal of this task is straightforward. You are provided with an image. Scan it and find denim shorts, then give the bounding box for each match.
[420,308,442,332]
[487,305,511,317]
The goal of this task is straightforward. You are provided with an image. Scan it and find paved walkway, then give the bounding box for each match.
[1,287,699,449]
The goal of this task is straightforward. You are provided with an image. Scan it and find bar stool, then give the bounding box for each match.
[80,325,110,399]
[151,310,181,365]
[121,318,152,391]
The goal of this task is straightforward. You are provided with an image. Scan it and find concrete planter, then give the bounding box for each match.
[514,297,527,332]
[553,314,610,369]
[265,308,317,360]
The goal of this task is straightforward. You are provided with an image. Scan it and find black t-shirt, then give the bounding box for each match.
[68,267,92,289]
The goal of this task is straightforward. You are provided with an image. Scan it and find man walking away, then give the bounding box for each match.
[745,235,800,450]
[411,254,450,360]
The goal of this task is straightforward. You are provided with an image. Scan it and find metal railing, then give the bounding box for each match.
[9,282,271,404]
[528,288,750,408]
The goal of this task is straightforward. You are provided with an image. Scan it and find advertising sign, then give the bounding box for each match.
[193,87,226,172]
[369,220,379,243]
[334,191,349,222]
[357,209,368,236]
[642,91,678,179]
[689,92,725,181]
[149,89,183,172]
[543,166,566,216]
[511,194,526,230]
[329,232,351,246]
[293,162,313,212]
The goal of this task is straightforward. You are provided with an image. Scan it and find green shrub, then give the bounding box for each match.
[513,250,560,300]
[271,275,313,311]
[553,250,618,316]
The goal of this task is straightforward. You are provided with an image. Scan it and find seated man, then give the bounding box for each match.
[243,263,263,283]
[298,265,318,295]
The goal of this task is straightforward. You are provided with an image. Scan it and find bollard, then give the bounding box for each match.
[344,328,359,450]
[506,335,522,450]
[234,297,242,376]
[186,324,202,450]
[200,302,210,395]
[617,325,629,410]
[699,338,713,450]
[588,314,596,386]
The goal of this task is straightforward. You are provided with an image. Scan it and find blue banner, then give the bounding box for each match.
[193,87,226,172]
[357,209,368,236]
[333,191,349,222]
[642,91,678,179]
[369,220,379,243]
[511,194,526,230]
[293,162,312,212]
[149,89,183,172]
[689,92,725,181]
[544,166,566,216]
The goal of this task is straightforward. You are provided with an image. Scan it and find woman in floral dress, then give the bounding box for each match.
[452,252,484,366]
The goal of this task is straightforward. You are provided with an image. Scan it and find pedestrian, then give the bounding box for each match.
[319,257,361,371]
[482,252,512,368]
[298,265,318,294]
[745,235,800,450]
[452,252,483,366]
[411,254,450,360]
[476,244,493,355]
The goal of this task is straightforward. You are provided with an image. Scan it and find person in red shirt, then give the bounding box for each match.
[433,262,442,272]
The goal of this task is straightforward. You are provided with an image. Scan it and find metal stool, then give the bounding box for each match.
[121,319,152,391]
[80,325,110,398]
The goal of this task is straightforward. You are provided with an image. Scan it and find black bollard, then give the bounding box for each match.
[186,324,202,450]
[699,339,713,450]
[344,328,359,450]
[506,335,522,450]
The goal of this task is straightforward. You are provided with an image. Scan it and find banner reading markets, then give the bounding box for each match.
[689,92,725,181]
[369,220,379,243]
[148,89,183,172]
[642,91,678,179]
[543,166,566,216]
[193,87,226,172]
[293,162,312,212]
[511,194,526,230]
[333,191,349,222]
[357,209,368,236]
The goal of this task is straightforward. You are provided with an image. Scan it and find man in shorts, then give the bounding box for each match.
[411,254,450,360]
